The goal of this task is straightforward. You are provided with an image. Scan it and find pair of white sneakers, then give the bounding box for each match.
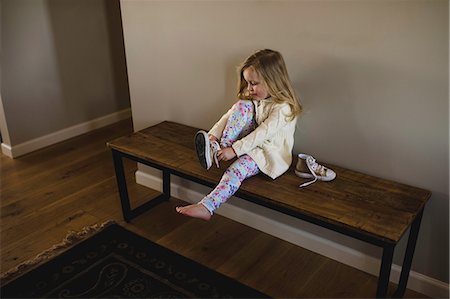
[295,153,336,188]
[195,130,221,170]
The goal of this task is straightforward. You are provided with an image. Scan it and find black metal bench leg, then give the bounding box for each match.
[377,244,395,298]
[111,150,172,222]
[393,209,424,298]
[112,149,132,222]
[163,169,171,198]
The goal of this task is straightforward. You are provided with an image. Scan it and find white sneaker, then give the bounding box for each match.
[295,153,336,187]
[195,131,220,170]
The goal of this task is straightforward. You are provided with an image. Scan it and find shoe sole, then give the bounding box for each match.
[195,131,211,169]
[294,169,336,181]
[294,169,314,179]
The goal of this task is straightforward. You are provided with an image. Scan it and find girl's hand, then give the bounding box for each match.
[217,147,236,161]
[209,135,218,142]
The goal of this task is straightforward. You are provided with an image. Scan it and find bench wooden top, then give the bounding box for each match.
[107,121,431,245]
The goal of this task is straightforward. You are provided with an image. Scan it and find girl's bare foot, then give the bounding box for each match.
[175,204,211,221]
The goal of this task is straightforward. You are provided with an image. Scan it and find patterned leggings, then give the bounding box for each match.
[200,100,260,214]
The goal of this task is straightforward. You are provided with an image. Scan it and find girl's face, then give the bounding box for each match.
[243,67,269,101]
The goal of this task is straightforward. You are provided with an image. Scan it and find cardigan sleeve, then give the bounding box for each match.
[232,103,291,157]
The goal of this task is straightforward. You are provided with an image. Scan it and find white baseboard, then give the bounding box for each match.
[135,170,449,298]
[1,108,131,158]
[1,143,12,157]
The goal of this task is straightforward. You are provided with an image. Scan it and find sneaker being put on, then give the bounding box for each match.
[295,153,336,188]
[195,130,220,170]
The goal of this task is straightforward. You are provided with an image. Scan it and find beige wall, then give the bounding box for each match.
[120,0,449,285]
[1,0,130,147]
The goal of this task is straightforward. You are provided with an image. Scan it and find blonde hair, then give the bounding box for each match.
[237,49,302,120]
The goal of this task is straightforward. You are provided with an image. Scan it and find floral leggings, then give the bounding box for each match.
[200,100,260,214]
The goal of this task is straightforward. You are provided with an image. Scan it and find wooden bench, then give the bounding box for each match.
[107,121,431,298]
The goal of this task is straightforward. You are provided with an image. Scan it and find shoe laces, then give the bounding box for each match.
[211,141,220,168]
[299,156,323,188]
[308,157,329,176]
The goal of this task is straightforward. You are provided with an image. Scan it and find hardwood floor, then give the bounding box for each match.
[0,118,427,298]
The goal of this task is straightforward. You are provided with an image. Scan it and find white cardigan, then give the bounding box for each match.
[208,98,297,179]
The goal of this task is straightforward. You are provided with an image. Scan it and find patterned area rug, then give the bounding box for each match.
[1,222,269,298]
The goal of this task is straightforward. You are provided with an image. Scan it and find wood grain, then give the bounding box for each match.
[108,121,431,244]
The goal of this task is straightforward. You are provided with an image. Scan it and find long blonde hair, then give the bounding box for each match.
[237,49,302,120]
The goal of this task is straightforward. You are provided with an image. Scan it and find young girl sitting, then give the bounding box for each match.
[176,49,302,220]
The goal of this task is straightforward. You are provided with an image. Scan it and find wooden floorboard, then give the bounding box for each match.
[0,118,427,298]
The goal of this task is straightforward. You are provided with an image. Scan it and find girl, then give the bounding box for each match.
[176,49,302,221]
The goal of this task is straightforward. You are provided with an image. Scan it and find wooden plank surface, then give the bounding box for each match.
[107,121,431,244]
